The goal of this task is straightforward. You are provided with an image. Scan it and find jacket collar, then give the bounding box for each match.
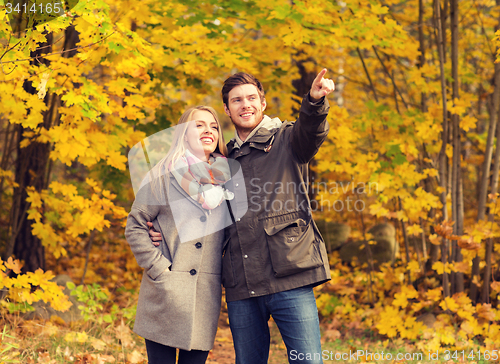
[233,115,282,148]
[228,122,281,155]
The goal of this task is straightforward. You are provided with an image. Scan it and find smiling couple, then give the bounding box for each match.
[125,69,335,364]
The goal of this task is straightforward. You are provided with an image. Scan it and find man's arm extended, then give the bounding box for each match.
[291,69,335,164]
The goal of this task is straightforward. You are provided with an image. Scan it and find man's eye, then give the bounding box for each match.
[250,96,255,100]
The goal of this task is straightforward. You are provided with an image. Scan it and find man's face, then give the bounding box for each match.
[224,84,266,139]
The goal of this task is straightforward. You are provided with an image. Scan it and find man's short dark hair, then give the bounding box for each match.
[222,72,265,106]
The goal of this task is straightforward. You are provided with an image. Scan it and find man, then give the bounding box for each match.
[150,69,334,364]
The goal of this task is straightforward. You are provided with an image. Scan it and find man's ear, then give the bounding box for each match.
[262,99,267,112]
[224,104,230,117]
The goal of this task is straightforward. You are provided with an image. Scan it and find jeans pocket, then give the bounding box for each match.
[265,217,323,278]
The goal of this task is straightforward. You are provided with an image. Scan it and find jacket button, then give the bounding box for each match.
[200,216,207,222]
[195,242,202,249]
[190,269,197,275]
[244,255,248,259]
[250,291,255,295]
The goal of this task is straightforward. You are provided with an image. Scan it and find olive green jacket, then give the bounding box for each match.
[222,94,331,302]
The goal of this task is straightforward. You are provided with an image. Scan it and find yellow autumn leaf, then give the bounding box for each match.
[90,337,107,351]
[96,354,116,363]
[476,303,496,321]
[40,322,59,337]
[26,189,43,208]
[440,296,459,312]
[128,350,144,364]
[432,261,452,274]
[5,257,23,274]
[64,331,88,343]
[429,234,441,245]
[460,115,477,132]
[406,224,423,236]
[407,260,420,273]
[393,285,418,308]
[114,320,135,348]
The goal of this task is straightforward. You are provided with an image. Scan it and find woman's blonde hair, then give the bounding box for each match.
[149,106,227,201]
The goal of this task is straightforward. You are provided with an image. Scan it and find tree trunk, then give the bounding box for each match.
[482,106,500,302]
[418,0,427,112]
[434,0,450,297]
[450,0,464,294]
[7,26,79,273]
[471,2,500,302]
[8,33,54,272]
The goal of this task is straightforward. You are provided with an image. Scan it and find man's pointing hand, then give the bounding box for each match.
[310,68,335,102]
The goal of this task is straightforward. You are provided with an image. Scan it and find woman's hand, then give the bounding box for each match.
[147,221,162,246]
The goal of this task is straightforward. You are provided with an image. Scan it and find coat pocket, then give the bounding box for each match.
[221,238,237,288]
[264,215,323,278]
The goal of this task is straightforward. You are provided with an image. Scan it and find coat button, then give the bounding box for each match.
[200,216,207,222]
[190,269,197,275]
[195,242,202,249]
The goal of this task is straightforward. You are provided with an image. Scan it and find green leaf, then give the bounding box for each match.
[393,153,407,166]
[386,144,401,157]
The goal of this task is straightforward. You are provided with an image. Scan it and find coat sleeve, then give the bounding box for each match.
[289,93,330,164]
[125,186,172,280]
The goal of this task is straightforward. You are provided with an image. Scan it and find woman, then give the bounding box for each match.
[125,106,231,364]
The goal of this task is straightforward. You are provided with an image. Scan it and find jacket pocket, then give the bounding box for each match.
[264,214,323,278]
[221,238,237,288]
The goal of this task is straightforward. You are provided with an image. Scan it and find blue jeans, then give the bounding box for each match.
[227,286,323,364]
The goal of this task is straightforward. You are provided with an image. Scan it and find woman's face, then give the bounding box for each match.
[184,110,220,161]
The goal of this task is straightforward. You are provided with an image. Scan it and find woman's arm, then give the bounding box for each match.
[125,203,171,280]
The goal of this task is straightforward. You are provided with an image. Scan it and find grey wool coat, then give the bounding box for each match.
[125,172,231,351]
